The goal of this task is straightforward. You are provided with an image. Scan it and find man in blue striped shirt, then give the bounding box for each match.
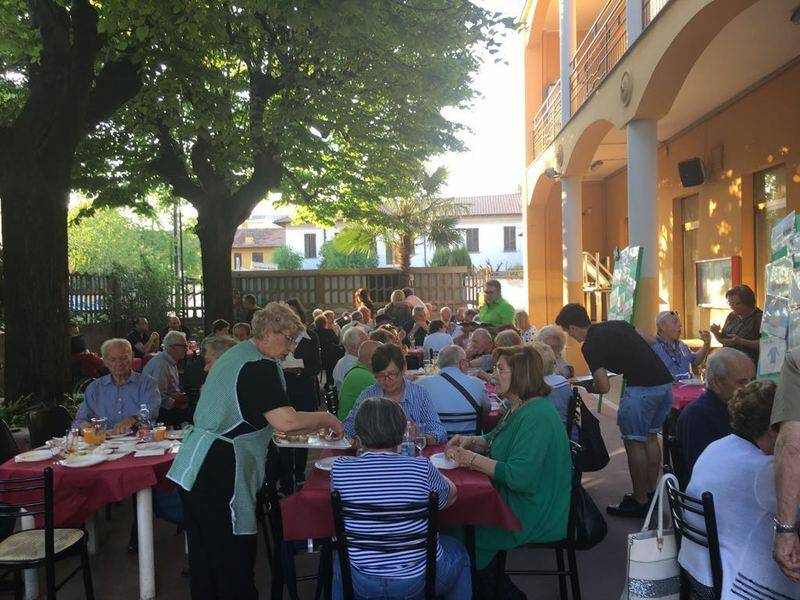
[343,344,448,445]
[332,397,470,598]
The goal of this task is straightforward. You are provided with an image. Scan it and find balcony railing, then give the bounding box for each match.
[532,80,562,160]
[643,0,671,28]
[569,0,627,115]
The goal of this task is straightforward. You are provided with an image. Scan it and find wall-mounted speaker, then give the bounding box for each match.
[678,158,706,187]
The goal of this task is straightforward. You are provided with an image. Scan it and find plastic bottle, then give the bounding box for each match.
[138,404,152,440]
[399,420,416,457]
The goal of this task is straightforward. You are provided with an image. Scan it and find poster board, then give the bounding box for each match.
[607,246,643,324]
[759,211,798,378]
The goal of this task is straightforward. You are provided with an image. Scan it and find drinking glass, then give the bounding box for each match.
[414,424,427,456]
[92,417,108,445]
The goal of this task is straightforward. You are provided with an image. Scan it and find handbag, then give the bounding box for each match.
[623,473,681,600]
[573,483,608,550]
[575,392,610,472]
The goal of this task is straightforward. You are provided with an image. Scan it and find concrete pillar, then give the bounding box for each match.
[559,0,577,124]
[627,119,659,332]
[627,0,643,45]
[561,176,583,306]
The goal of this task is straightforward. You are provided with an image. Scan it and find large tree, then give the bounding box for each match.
[0,0,164,402]
[76,1,510,327]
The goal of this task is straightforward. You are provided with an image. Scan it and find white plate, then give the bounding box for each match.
[92,447,114,455]
[15,449,55,463]
[136,441,175,452]
[314,456,353,471]
[106,449,133,461]
[58,454,107,468]
[165,430,185,440]
[430,452,458,470]
[273,435,352,450]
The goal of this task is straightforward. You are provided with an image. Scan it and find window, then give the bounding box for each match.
[503,226,516,252]
[251,252,264,264]
[304,233,317,258]
[464,229,479,253]
[385,243,394,265]
[233,253,242,270]
[755,166,787,305]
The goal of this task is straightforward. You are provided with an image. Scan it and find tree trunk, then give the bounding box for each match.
[397,235,414,288]
[196,211,237,332]
[0,157,71,403]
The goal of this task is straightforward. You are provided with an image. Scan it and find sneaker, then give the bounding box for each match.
[606,494,649,518]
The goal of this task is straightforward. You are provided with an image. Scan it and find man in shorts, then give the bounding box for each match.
[556,303,673,517]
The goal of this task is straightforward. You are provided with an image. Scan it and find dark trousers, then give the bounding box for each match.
[180,487,259,600]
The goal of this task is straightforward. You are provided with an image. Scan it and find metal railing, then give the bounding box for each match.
[643,0,671,28]
[532,80,562,159]
[569,0,627,115]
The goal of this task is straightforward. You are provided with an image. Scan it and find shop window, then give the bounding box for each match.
[755,166,787,305]
[252,252,264,264]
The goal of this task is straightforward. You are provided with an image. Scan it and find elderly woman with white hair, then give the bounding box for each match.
[532,342,578,441]
[202,335,238,373]
[640,310,711,380]
[168,303,343,599]
[534,325,574,379]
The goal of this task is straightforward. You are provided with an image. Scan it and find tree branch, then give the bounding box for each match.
[150,124,205,205]
[281,167,321,205]
[85,56,143,128]
[189,131,228,198]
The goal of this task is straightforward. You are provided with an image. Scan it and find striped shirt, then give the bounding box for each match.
[330,452,450,577]
[344,381,448,443]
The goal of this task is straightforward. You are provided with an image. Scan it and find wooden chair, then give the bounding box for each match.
[26,407,72,450]
[0,467,94,599]
[332,490,440,600]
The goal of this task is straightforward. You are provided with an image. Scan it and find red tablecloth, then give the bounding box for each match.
[280,446,521,541]
[0,453,175,527]
[672,383,704,410]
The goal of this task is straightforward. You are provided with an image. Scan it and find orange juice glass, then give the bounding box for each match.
[153,425,167,441]
[83,427,96,445]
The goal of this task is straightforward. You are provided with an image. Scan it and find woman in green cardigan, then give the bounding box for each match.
[446,344,572,596]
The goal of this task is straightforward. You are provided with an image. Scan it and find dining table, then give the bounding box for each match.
[0,447,176,600]
[672,381,705,410]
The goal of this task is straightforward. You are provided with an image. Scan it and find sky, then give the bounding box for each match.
[430,0,524,198]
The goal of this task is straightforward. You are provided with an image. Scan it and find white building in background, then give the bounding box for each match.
[240,193,523,270]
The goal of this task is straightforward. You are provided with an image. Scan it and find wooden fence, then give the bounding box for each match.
[232,267,488,314]
[70,267,488,326]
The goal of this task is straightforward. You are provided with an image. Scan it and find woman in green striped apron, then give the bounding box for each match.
[168,302,343,599]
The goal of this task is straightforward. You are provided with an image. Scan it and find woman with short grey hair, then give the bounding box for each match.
[534,325,573,379]
[330,397,469,599]
[202,335,238,373]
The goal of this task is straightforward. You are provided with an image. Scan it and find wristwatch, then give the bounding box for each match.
[773,517,799,534]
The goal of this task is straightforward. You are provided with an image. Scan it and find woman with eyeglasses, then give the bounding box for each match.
[168,302,343,599]
[640,310,711,380]
[710,284,762,364]
[342,343,447,445]
[445,344,572,596]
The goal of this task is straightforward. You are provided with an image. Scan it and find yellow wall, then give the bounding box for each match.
[230,247,278,270]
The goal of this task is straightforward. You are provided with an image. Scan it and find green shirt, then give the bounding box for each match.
[338,362,377,420]
[475,397,572,569]
[479,297,515,327]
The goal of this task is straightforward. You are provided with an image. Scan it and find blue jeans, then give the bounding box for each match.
[332,534,471,600]
[617,382,673,441]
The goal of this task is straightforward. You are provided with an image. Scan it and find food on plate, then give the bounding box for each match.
[273,432,309,444]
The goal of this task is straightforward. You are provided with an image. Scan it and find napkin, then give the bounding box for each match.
[134,448,166,458]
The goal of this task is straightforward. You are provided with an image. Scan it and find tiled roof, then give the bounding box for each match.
[449,193,521,216]
[232,228,286,248]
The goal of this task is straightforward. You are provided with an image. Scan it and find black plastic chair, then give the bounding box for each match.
[664,478,722,600]
[502,443,582,600]
[332,490,440,600]
[0,467,94,599]
[0,420,20,466]
[27,407,73,450]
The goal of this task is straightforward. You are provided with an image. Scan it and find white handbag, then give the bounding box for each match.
[623,474,681,600]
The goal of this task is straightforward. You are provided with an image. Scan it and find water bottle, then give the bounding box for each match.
[399,420,416,457]
[137,404,152,440]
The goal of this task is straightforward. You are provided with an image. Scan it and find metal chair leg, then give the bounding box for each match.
[81,541,96,600]
[555,549,567,600]
[567,546,581,600]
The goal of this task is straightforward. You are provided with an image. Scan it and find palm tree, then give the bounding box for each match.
[333,168,465,285]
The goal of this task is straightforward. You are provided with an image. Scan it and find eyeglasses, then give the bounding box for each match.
[495,367,512,374]
[280,332,297,345]
[172,344,189,349]
[376,370,401,381]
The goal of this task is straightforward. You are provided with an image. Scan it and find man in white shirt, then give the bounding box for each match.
[418,345,489,438]
[422,320,453,356]
[333,326,368,391]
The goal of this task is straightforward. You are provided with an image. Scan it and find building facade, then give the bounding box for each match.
[230,228,285,270]
[522,0,800,362]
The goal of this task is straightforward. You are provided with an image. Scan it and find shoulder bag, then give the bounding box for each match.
[572,389,610,472]
[623,473,681,600]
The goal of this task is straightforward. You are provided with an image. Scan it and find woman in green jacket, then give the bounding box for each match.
[446,344,572,596]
